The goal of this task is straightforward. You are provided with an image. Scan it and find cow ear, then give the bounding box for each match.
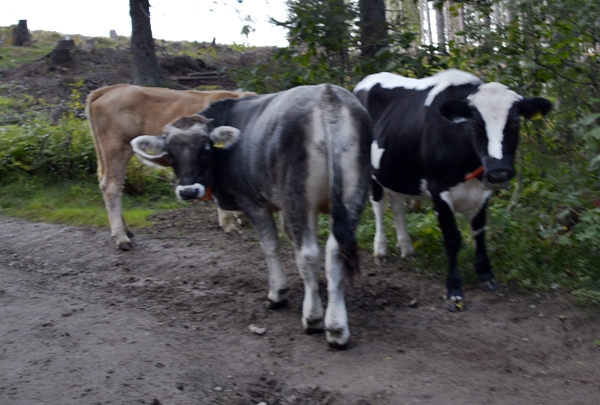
[439,100,472,124]
[131,135,170,166]
[517,97,552,121]
[209,126,240,149]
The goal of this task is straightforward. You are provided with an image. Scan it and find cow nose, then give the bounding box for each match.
[179,188,199,200]
[483,156,515,184]
[486,168,514,183]
[175,183,205,200]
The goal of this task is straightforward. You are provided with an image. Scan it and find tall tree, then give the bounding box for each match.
[434,1,446,50]
[359,0,389,58]
[130,0,164,86]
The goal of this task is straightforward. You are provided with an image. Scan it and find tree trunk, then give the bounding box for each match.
[130,0,164,86]
[424,0,433,46]
[13,20,31,47]
[359,0,389,59]
[434,1,446,50]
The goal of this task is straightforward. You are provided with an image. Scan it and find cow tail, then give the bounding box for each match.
[85,88,105,181]
[322,85,360,279]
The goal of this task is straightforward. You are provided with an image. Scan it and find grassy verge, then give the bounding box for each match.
[0,175,181,229]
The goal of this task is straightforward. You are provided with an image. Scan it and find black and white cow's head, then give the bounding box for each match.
[130,115,240,200]
[439,82,552,184]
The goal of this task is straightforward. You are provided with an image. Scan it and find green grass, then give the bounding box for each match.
[0,26,56,71]
[0,176,181,229]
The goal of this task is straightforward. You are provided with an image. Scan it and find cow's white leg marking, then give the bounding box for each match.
[261,236,287,307]
[101,178,132,250]
[246,209,288,307]
[295,236,324,333]
[99,146,135,250]
[324,234,350,347]
[388,192,416,258]
[371,194,388,262]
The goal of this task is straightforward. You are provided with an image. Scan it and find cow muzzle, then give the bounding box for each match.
[175,183,206,201]
[483,156,515,184]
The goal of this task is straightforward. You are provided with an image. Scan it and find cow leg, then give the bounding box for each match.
[99,147,134,250]
[294,233,325,335]
[217,208,239,234]
[388,192,416,259]
[242,207,288,308]
[431,194,464,312]
[324,233,350,348]
[282,210,324,334]
[371,195,388,264]
[236,212,249,227]
[471,202,496,291]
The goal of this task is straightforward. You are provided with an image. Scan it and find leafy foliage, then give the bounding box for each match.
[0,113,95,179]
[234,0,600,300]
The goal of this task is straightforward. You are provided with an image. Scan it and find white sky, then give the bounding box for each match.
[0,0,289,47]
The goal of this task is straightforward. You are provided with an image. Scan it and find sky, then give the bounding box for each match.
[0,0,289,47]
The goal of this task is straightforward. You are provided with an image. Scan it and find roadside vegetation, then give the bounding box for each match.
[0,7,599,304]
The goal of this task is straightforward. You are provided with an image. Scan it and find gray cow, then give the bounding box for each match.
[131,84,372,348]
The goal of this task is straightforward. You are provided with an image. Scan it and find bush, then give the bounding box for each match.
[0,113,96,179]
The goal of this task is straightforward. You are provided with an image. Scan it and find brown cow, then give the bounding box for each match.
[86,84,252,250]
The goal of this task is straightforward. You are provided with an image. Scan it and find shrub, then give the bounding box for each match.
[0,113,96,179]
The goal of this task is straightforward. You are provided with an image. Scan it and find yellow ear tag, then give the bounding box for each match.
[213,142,225,149]
[530,111,544,121]
[145,148,158,155]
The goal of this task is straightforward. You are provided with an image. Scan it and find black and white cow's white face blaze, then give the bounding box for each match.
[440,82,552,184]
[130,115,240,200]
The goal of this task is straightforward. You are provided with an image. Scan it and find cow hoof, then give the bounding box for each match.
[118,242,133,251]
[326,328,350,349]
[223,225,240,234]
[267,298,288,310]
[478,278,497,291]
[327,340,349,350]
[374,256,387,266]
[444,295,465,312]
[400,252,417,261]
[236,213,249,227]
[303,317,324,334]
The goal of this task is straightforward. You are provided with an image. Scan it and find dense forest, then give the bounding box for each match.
[0,0,599,302]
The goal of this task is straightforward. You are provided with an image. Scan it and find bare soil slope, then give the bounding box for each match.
[1,203,599,405]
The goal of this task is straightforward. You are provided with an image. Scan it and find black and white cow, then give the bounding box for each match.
[354,69,552,311]
[131,84,372,348]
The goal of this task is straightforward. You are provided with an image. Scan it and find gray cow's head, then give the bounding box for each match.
[439,82,552,184]
[131,115,240,200]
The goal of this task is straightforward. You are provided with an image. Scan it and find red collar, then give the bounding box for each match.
[464,166,484,181]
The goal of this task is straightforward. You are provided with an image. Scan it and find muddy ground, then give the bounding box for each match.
[1,203,599,405]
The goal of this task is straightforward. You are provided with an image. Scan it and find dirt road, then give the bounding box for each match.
[1,203,598,405]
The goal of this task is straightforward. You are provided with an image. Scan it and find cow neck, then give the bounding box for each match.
[464,166,484,181]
